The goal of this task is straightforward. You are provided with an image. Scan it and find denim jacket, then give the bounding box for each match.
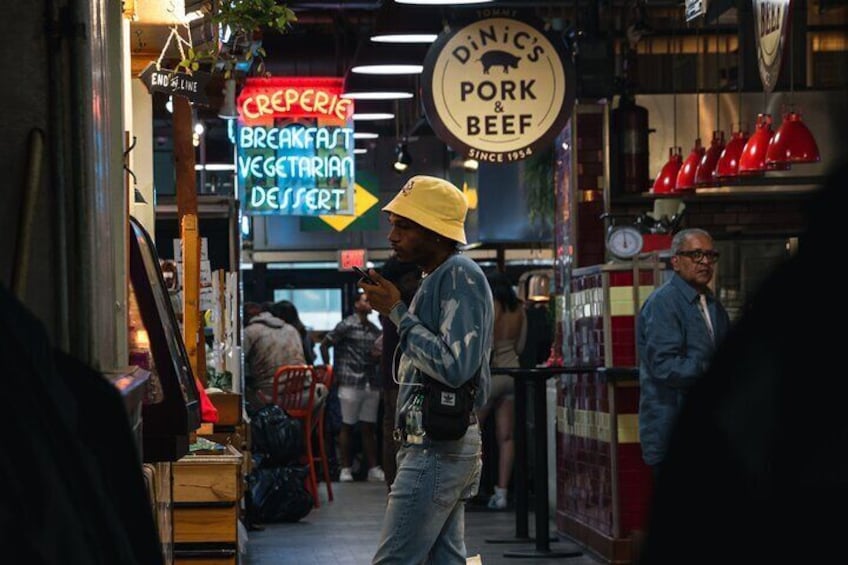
[388,253,493,430]
[637,273,730,466]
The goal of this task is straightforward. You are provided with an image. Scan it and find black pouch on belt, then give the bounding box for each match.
[422,371,478,441]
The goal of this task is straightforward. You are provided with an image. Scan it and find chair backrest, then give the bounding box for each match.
[271,364,315,414]
[312,365,333,389]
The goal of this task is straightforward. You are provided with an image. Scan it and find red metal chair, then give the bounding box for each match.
[311,365,334,503]
[271,364,321,507]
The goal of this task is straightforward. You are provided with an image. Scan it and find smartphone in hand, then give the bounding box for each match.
[352,265,377,285]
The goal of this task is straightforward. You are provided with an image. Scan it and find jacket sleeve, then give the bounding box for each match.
[640,298,707,388]
[390,271,489,389]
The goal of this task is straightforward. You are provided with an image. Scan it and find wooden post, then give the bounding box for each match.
[173,96,206,386]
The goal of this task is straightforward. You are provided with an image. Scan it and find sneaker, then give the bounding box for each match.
[367,466,385,482]
[488,487,508,510]
[487,493,507,510]
[339,467,354,482]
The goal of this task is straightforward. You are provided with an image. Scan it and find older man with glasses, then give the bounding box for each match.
[637,228,730,479]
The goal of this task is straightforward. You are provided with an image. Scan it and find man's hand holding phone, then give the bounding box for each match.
[352,265,376,285]
[355,267,401,316]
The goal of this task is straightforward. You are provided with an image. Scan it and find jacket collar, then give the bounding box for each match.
[670,273,712,304]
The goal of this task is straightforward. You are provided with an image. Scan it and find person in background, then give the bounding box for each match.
[271,300,316,365]
[637,228,729,478]
[360,175,493,564]
[243,302,305,413]
[375,256,421,490]
[320,291,384,483]
[478,272,526,510]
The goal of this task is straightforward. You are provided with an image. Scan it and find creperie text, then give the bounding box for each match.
[240,88,353,120]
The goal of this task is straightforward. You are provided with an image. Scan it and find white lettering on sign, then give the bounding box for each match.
[422,16,574,163]
[249,186,346,213]
[237,154,354,180]
[239,126,353,151]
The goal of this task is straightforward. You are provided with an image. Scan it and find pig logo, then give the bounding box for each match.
[478,50,522,74]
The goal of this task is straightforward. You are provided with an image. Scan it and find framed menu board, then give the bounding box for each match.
[129,216,201,462]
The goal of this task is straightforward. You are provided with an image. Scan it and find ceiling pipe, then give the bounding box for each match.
[290,1,383,9]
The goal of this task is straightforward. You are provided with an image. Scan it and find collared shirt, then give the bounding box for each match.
[389,253,494,429]
[637,273,730,466]
[325,314,381,389]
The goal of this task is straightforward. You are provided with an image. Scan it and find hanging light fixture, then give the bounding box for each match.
[652,147,683,194]
[526,273,552,302]
[652,30,682,194]
[765,23,820,167]
[695,34,725,186]
[676,26,704,193]
[715,34,748,179]
[696,131,724,185]
[766,110,820,164]
[675,137,704,192]
[715,129,749,178]
[393,141,412,172]
[738,112,775,174]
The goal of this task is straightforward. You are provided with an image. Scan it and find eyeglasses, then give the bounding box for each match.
[676,249,721,263]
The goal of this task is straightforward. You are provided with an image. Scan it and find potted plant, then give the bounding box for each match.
[174,0,297,78]
[213,0,297,77]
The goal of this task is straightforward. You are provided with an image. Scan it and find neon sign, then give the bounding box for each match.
[237,77,355,216]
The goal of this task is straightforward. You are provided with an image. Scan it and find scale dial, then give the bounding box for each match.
[607,226,644,260]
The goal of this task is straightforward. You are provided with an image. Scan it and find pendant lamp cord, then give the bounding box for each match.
[695,24,700,141]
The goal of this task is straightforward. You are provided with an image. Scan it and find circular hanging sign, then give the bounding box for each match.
[421,15,575,164]
[753,0,792,94]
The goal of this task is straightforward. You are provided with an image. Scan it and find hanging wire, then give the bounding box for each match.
[671,13,678,150]
[695,23,701,142]
[715,31,720,134]
[736,33,744,132]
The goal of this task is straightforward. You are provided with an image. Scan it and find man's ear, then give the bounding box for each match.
[670,255,680,272]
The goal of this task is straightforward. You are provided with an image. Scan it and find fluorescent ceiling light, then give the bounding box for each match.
[194,163,236,171]
[354,132,379,139]
[352,113,395,121]
[354,148,368,154]
[395,0,493,4]
[351,64,424,75]
[342,91,414,100]
[371,33,439,44]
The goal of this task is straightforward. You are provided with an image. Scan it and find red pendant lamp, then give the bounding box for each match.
[764,18,820,168]
[675,138,704,192]
[652,147,683,194]
[765,110,821,166]
[738,113,775,174]
[695,130,725,185]
[715,129,749,179]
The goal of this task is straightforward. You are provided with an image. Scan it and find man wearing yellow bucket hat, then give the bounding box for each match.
[360,175,494,564]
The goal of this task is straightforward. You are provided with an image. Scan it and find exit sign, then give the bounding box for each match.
[339,249,366,271]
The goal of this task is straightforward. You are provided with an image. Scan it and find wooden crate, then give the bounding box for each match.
[207,393,242,426]
[173,505,238,543]
[173,445,243,549]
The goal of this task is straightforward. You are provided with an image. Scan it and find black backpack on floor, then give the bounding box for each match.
[247,464,313,523]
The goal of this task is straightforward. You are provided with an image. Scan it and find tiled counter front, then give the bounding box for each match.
[556,262,666,563]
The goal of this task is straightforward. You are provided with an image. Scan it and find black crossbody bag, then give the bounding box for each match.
[421,369,479,441]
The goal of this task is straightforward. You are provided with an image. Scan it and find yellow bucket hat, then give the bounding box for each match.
[382,176,468,244]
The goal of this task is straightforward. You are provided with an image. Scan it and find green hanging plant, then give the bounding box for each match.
[213,0,297,36]
[212,0,298,78]
[524,146,555,231]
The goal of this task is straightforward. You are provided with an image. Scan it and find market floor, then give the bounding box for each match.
[242,480,603,565]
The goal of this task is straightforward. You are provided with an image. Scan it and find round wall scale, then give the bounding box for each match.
[607,225,644,260]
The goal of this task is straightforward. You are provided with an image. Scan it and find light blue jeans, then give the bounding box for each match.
[372,425,482,564]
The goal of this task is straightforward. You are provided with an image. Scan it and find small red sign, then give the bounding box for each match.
[339,249,367,271]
